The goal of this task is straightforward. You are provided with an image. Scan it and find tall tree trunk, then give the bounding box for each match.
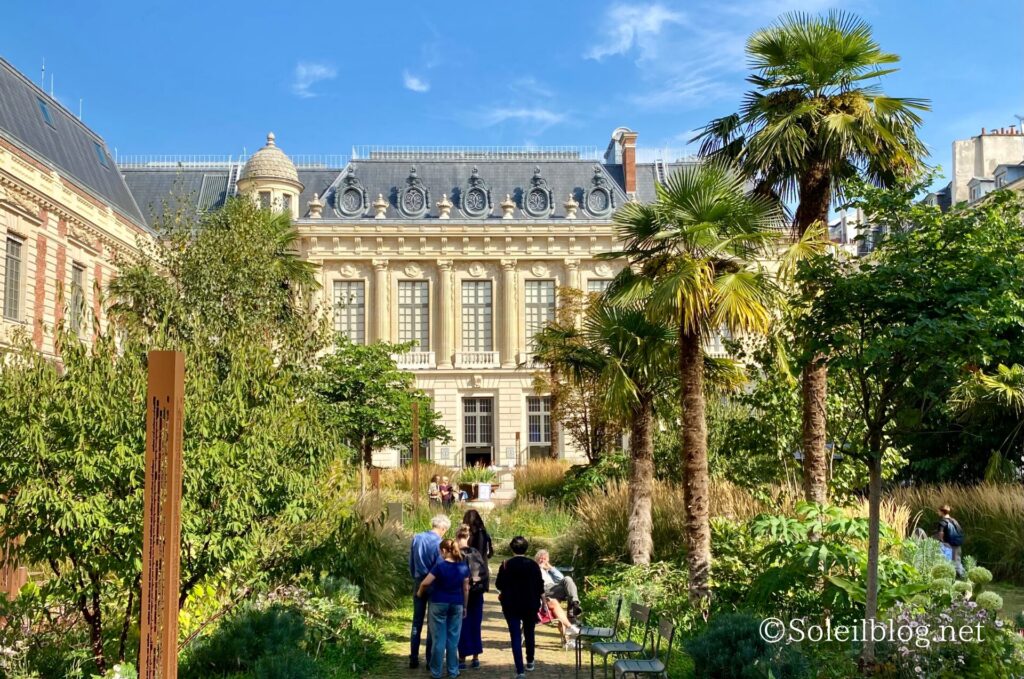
[796,162,833,505]
[861,448,884,666]
[627,395,655,565]
[680,329,711,607]
[549,365,561,459]
[801,361,829,504]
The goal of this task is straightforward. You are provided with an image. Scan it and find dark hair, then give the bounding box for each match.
[440,538,463,561]
[463,509,486,535]
[510,536,529,555]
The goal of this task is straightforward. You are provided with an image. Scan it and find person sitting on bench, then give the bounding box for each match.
[535,550,581,619]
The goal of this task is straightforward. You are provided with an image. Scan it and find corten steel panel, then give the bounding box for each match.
[139,351,185,679]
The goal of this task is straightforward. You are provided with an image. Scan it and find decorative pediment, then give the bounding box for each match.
[335,168,367,217]
[398,166,430,218]
[460,166,492,218]
[585,165,615,217]
[522,166,554,218]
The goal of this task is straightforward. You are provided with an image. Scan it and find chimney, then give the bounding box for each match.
[609,127,639,197]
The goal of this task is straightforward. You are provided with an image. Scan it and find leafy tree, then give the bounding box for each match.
[532,287,623,462]
[318,338,451,492]
[0,198,341,673]
[607,161,780,605]
[695,11,929,505]
[797,185,1024,662]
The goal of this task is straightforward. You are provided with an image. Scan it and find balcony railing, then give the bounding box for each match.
[454,351,501,369]
[518,352,546,368]
[392,350,436,370]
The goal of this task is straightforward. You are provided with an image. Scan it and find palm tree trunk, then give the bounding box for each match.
[796,162,833,505]
[861,449,883,666]
[679,329,711,607]
[627,395,655,564]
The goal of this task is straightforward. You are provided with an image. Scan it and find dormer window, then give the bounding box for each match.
[93,142,109,168]
[37,98,54,128]
[258,191,271,209]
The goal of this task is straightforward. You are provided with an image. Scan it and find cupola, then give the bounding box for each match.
[236,132,304,218]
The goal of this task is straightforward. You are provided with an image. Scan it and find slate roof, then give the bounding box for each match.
[0,57,146,228]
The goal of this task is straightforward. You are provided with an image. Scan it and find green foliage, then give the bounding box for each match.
[180,582,383,679]
[931,563,957,580]
[970,567,995,588]
[558,451,629,504]
[456,465,497,484]
[317,337,450,468]
[685,613,811,679]
[582,562,694,629]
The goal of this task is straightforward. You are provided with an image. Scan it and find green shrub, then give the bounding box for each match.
[889,483,1024,584]
[252,650,318,679]
[976,591,1004,611]
[457,464,497,484]
[582,562,693,629]
[685,613,811,679]
[968,566,994,587]
[953,580,974,596]
[181,604,307,677]
[931,577,954,591]
[558,452,629,503]
[930,563,956,580]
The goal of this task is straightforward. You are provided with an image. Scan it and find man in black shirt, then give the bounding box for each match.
[495,536,545,678]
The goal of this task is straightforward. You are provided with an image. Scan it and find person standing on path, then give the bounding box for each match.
[936,504,966,577]
[462,509,495,560]
[495,536,545,679]
[409,514,450,669]
[417,539,470,679]
[456,524,488,669]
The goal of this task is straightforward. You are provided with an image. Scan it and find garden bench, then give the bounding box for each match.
[611,618,676,679]
[589,603,652,678]
[574,596,623,676]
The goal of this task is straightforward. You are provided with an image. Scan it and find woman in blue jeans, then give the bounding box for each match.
[417,538,470,679]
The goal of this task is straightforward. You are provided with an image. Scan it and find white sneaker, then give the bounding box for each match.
[567,625,581,637]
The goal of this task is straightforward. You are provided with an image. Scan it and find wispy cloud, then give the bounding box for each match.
[479,106,568,130]
[510,77,555,99]
[585,4,686,61]
[292,61,336,98]
[403,71,431,93]
[593,1,862,112]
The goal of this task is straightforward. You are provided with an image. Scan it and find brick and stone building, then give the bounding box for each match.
[0,57,151,359]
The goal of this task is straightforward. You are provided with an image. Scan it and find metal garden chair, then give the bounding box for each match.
[574,597,623,676]
[589,603,652,678]
[611,618,676,678]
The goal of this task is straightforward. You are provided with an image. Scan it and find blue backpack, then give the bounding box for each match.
[942,518,964,547]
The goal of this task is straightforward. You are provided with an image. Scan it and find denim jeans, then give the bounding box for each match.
[504,612,536,675]
[410,578,433,662]
[428,601,464,678]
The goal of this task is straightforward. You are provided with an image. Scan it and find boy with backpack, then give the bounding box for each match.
[936,504,965,578]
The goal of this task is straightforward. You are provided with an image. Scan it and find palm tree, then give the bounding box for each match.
[694,11,929,505]
[582,301,675,564]
[608,160,782,604]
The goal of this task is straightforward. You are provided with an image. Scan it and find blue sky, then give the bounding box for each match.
[2,0,1022,184]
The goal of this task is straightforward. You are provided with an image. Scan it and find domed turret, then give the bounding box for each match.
[236,132,304,217]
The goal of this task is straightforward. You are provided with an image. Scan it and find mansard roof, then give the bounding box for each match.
[0,57,146,228]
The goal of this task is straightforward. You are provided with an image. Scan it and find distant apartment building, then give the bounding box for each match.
[926,126,1024,209]
[0,58,151,359]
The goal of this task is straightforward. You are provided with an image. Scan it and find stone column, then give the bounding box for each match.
[372,259,389,342]
[437,259,454,368]
[500,259,518,368]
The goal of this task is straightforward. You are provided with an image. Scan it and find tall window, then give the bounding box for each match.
[3,236,23,321]
[334,280,365,344]
[525,280,556,349]
[282,193,292,213]
[70,263,85,333]
[528,396,552,459]
[587,279,612,295]
[461,281,492,352]
[258,191,271,209]
[464,397,494,466]
[398,281,430,350]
